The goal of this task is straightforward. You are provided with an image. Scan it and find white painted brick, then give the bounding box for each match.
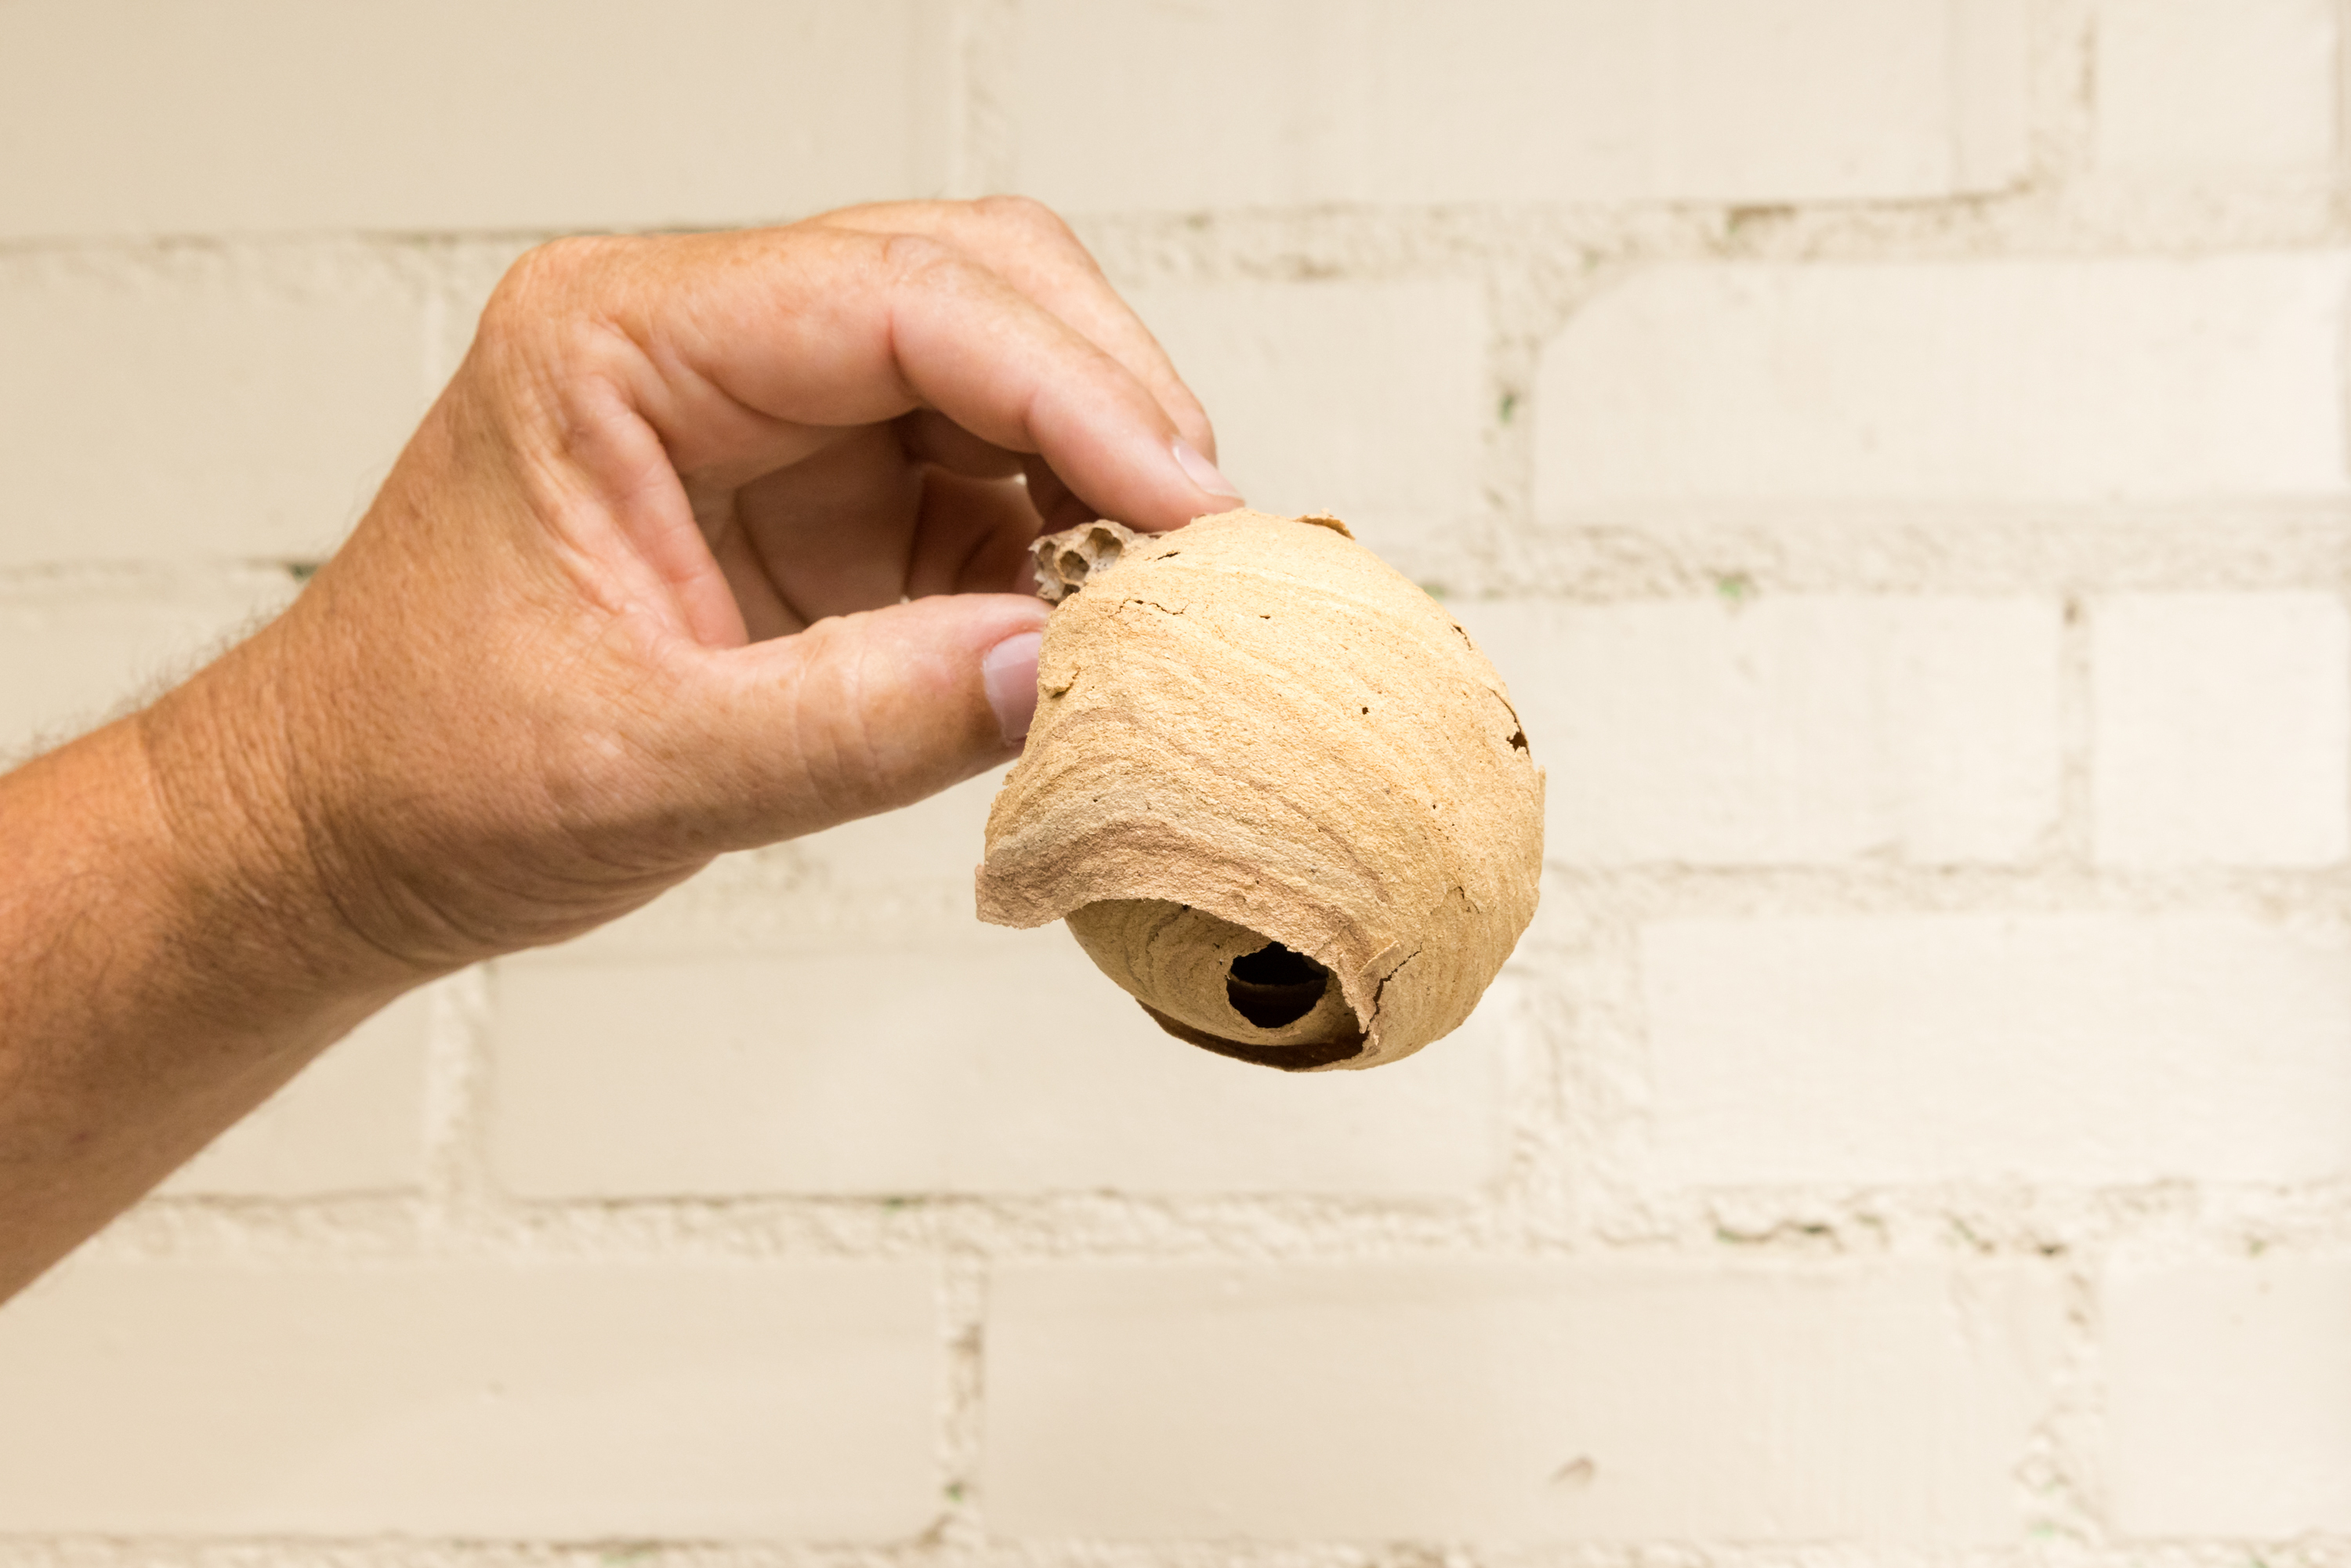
[2107,1259,2351,1536]
[2096,0,2340,176]
[554,771,1003,952]
[2093,593,2350,866]
[0,576,295,756]
[1536,255,2351,516]
[0,2,946,238]
[490,928,1508,1198]
[1455,596,2061,864]
[159,987,433,1198]
[984,1262,2059,1542]
[0,1258,939,1538]
[792,770,999,904]
[1646,915,2351,1185]
[1014,0,2027,210]
[1124,280,1488,571]
[0,261,429,564]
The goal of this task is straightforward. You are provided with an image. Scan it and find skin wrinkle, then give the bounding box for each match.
[130,651,339,989]
[815,634,901,827]
[498,271,733,639]
[831,633,890,815]
[470,402,648,635]
[758,629,836,825]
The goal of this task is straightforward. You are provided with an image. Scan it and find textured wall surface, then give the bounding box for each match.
[2,0,2347,1562]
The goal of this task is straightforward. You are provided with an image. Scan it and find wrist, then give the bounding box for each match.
[132,623,438,1016]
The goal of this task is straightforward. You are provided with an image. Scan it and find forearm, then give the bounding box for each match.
[0,635,418,1302]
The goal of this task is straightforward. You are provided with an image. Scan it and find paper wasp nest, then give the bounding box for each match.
[975,509,1543,1070]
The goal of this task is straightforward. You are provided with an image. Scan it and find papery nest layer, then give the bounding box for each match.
[976,508,1544,1070]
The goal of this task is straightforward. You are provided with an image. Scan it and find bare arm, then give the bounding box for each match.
[0,199,1241,1302]
[0,644,411,1298]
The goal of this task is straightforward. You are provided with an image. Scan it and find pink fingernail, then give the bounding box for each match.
[1172,439,1244,502]
[983,629,1043,744]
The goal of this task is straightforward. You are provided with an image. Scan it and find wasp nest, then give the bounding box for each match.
[975,508,1543,1070]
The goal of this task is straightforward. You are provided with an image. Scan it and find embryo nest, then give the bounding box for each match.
[975,508,1544,1071]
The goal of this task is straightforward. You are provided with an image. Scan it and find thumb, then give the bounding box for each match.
[672,592,1049,846]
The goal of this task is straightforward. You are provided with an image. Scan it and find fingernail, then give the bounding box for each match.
[1172,439,1244,502]
[983,629,1043,744]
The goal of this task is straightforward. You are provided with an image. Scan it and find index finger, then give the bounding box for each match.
[812,197,1219,459]
[602,226,1243,535]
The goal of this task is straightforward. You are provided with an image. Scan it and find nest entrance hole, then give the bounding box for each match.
[1226,942,1331,1028]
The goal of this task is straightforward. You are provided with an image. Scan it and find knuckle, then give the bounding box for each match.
[468,234,650,421]
[788,615,886,807]
[486,237,602,317]
[475,236,624,360]
[878,230,963,285]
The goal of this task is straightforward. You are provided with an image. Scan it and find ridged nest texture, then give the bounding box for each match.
[975,509,1544,1071]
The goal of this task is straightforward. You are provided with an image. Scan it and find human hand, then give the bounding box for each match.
[160,197,1244,982]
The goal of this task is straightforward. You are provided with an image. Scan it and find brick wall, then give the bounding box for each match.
[2,0,2346,1559]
